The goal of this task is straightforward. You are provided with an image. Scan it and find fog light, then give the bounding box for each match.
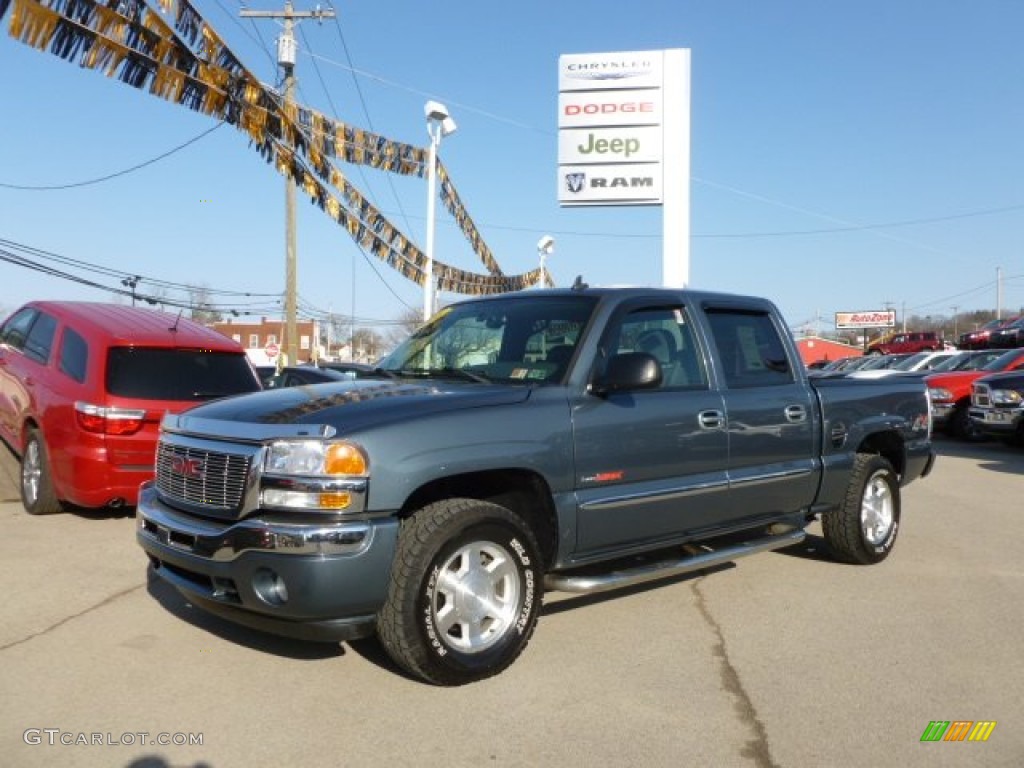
[252,568,289,606]
[262,488,352,511]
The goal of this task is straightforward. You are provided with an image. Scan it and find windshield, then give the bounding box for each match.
[982,349,1024,371]
[893,352,931,370]
[931,352,972,372]
[378,295,598,384]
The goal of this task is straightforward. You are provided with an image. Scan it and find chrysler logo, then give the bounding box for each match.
[170,456,203,480]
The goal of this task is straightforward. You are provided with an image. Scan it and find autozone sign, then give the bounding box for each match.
[835,311,897,329]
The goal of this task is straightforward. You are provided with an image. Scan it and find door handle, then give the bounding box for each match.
[784,405,807,423]
[698,410,725,430]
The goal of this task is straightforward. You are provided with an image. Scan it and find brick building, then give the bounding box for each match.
[212,317,321,366]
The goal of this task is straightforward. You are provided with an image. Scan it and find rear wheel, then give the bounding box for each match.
[378,499,542,686]
[823,454,900,564]
[21,429,63,515]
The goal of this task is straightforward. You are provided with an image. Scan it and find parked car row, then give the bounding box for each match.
[809,347,1024,447]
[927,348,1024,440]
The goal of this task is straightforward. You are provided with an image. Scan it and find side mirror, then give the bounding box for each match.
[591,352,662,396]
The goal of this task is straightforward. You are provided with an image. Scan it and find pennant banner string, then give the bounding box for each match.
[2,0,542,292]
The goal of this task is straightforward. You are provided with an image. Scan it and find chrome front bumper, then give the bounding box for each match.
[136,482,398,642]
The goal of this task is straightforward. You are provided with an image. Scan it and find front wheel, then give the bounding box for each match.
[823,454,900,564]
[21,429,63,515]
[949,403,982,441]
[377,499,543,686]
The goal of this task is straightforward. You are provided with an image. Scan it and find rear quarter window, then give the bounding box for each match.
[59,327,89,383]
[106,348,260,400]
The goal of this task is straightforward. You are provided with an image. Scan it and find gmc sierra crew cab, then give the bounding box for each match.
[136,286,935,685]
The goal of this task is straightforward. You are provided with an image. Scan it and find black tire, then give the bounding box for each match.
[377,498,543,686]
[949,403,981,441]
[20,429,63,515]
[823,454,900,565]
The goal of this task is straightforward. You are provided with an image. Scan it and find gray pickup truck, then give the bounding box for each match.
[136,286,934,685]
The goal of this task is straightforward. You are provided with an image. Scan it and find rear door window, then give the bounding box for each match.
[705,308,795,388]
[23,312,58,364]
[106,348,260,400]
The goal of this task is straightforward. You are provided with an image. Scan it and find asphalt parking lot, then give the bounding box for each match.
[1,438,1021,768]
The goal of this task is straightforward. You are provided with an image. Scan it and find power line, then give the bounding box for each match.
[0,124,225,191]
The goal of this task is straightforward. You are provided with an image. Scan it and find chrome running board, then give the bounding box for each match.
[544,529,806,594]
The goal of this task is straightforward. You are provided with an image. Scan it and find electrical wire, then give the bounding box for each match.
[0,124,225,191]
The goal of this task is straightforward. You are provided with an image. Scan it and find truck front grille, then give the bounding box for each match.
[973,385,992,407]
[156,442,251,514]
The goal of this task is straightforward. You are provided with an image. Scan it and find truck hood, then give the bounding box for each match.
[170,379,533,437]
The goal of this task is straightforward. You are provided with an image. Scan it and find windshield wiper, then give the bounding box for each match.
[435,367,491,383]
[370,367,400,379]
[395,368,490,383]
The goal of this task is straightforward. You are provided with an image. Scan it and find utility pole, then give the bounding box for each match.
[241,1,334,365]
[996,266,1003,319]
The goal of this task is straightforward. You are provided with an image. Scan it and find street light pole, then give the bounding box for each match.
[121,276,141,306]
[423,101,456,322]
[537,236,554,288]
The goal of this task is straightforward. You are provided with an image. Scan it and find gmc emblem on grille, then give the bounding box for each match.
[171,456,203,480]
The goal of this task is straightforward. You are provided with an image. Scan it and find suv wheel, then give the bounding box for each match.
[21,429,63,515]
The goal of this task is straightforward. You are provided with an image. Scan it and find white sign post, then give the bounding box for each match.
[557,49,691,287]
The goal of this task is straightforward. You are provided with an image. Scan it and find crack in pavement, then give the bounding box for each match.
[692,577,780,768]
[0,583,145,652]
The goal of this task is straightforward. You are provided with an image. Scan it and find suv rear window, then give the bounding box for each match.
[106,348,259,401]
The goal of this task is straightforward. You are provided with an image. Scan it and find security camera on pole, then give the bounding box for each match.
[423,100,457,322]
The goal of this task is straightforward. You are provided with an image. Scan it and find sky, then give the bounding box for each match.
[1,0,1023,339]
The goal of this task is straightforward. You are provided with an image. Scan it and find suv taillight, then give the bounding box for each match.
[74,402,146,435]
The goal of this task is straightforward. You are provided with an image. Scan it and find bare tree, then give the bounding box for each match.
[187,284,222,324]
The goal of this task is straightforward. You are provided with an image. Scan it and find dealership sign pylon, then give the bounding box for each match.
[558,49,691,287]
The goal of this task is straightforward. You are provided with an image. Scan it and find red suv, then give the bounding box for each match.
[866,331,942,356]
[0,301,261,514]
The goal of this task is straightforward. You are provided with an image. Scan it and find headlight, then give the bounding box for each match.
[262,440,368,513]
[991,389,1024,406]
[265,440,368,477]
[928,387,952,402]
